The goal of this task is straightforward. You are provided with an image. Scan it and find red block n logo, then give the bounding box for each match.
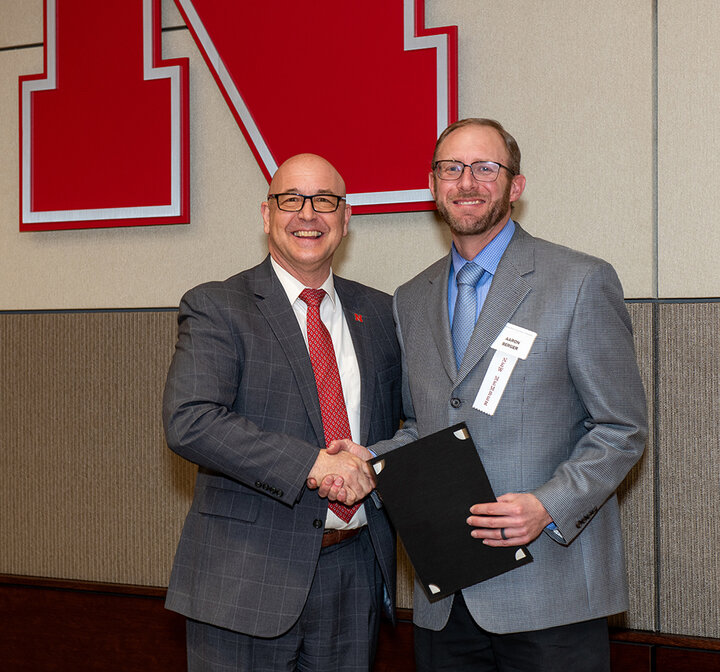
[19,0,189,231]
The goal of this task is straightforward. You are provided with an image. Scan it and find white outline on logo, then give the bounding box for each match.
[21,0,184,224]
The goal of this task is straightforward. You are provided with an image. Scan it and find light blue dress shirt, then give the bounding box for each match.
[447,218,516,326]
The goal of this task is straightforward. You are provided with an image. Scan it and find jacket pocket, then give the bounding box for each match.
[198,485,260,522]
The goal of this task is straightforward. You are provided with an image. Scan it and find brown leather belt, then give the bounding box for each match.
[321,528,362,548]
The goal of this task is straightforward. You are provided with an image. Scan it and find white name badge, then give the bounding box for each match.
[473,323,538,416]
[490,323,538,360]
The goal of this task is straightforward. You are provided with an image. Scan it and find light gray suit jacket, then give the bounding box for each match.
[372,224,647,634]
[163,257,402,638]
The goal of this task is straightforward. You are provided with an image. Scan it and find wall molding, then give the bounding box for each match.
[2,575,720,672]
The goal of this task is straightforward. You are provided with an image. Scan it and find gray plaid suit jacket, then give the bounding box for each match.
[371,224,647,634]
[163,256,402,638]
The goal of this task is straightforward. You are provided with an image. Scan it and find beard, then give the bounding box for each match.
[435,181,512,238]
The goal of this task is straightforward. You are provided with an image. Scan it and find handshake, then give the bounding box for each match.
[306,439,375,505]
[306,436,551,547]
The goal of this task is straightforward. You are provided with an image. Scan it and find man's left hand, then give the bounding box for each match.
[467,492,552,546]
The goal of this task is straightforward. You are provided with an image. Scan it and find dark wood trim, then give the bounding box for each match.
[610,627,720,652]
[0,573,166,597]
[3,575,720,672]
[0,574,186,672]
[655,647,720,672]
[395,607,413,622]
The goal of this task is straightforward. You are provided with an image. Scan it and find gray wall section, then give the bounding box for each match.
[0,311,195,587]
[2,302,718,638]
[657,304,720,636]
[615,303,656,633]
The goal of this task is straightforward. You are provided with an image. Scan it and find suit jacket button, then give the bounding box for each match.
[313,519,323,529]
[576,521,583,528]
[255,481,262,488]
[450,397,461,408]
[277,490,284,498]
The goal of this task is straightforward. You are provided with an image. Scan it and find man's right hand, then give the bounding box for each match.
[307,449,376,505]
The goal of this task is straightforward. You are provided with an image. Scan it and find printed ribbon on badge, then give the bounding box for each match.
[472,323,537,416]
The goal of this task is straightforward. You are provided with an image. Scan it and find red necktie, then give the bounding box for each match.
[300,288,361,522]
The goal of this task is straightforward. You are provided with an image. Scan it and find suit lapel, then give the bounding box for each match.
[252,257,326,447]
[425,255,458,382]
[455,226,535,386]
[335,278,375,445]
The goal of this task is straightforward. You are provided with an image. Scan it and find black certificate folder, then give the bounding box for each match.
[370,423,532,602]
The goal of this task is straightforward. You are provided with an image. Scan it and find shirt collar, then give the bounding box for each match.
[451,218,515,277]
[270,256,337,307]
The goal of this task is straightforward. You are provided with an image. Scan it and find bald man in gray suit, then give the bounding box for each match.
[163,154,401,672]
[332,119,647,672]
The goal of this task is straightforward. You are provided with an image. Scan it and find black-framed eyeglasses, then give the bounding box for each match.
[432,160,516,182]
[268,192,346,213]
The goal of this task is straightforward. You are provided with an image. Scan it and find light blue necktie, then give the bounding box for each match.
[451,262,485,368]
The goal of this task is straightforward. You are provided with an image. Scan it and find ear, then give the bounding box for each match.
[428,171,436,200]
[342,202,351,237]
[261,201,271,234]
[509,174,526,203]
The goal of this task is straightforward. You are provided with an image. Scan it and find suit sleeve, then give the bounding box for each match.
[532,262,648,544]
[368,290,419,456]
[162,285,319,507]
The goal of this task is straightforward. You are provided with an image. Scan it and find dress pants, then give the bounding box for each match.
[186,528,383,672]
[414,591,611,672]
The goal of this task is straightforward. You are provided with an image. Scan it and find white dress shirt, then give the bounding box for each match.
[271,258,367,529]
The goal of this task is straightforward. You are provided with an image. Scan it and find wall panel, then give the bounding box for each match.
[0,311,195,586]
[0,0,43,49]
[658,0,720,298]
[615,303,656,631]
[657,302,720,637]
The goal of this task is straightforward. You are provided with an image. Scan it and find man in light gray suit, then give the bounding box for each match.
[331,119,647,671]
[163,153,402,671]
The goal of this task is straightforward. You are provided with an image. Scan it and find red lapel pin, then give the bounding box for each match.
[354,313,363,322]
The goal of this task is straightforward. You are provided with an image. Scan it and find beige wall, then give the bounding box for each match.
[658,0,720,296]
[2,0,720,641]
[1,0,658,308]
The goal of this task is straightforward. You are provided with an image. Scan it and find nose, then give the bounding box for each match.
[457,164,477,189]
[298,197,316,219]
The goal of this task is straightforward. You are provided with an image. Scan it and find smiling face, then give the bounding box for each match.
[430,124,525,259]
[261,154,351,288]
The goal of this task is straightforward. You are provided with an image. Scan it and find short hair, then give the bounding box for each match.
[432,118,521,175]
